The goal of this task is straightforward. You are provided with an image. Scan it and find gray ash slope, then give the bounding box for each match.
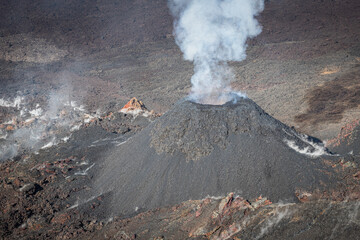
[94,97,336,217]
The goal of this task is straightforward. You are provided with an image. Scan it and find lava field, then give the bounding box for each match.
[1,0,360,239]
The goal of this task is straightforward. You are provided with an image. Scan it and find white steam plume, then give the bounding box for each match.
[168,0,264,104]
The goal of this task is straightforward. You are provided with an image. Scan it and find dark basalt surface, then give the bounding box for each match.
[94,97,337,217]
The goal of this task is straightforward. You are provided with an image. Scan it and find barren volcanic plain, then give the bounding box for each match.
[0,0,360,239]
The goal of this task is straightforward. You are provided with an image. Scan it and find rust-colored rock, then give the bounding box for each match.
[51,213,71,225]
[326,119,360,148]
[5,125,15,131]
[120,97,147,113]
[13,178,21,187]
[103,112,114,119]
[28,222,43,231]
[295,190,312,203]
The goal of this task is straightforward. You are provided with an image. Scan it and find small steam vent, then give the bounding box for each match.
[94,97,336,217]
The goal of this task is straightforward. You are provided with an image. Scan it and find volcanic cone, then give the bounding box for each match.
[94,96,335,217]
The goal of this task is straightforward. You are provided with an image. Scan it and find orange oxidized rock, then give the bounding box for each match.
[51,213,71,225]
[6,125,15,131]
[326,119,360,147]
[120,97,147,113]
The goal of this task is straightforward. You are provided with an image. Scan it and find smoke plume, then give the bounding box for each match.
[168,0,264,104]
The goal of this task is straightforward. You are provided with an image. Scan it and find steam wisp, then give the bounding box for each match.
[168,0,264,104]
[0,87,99,161]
